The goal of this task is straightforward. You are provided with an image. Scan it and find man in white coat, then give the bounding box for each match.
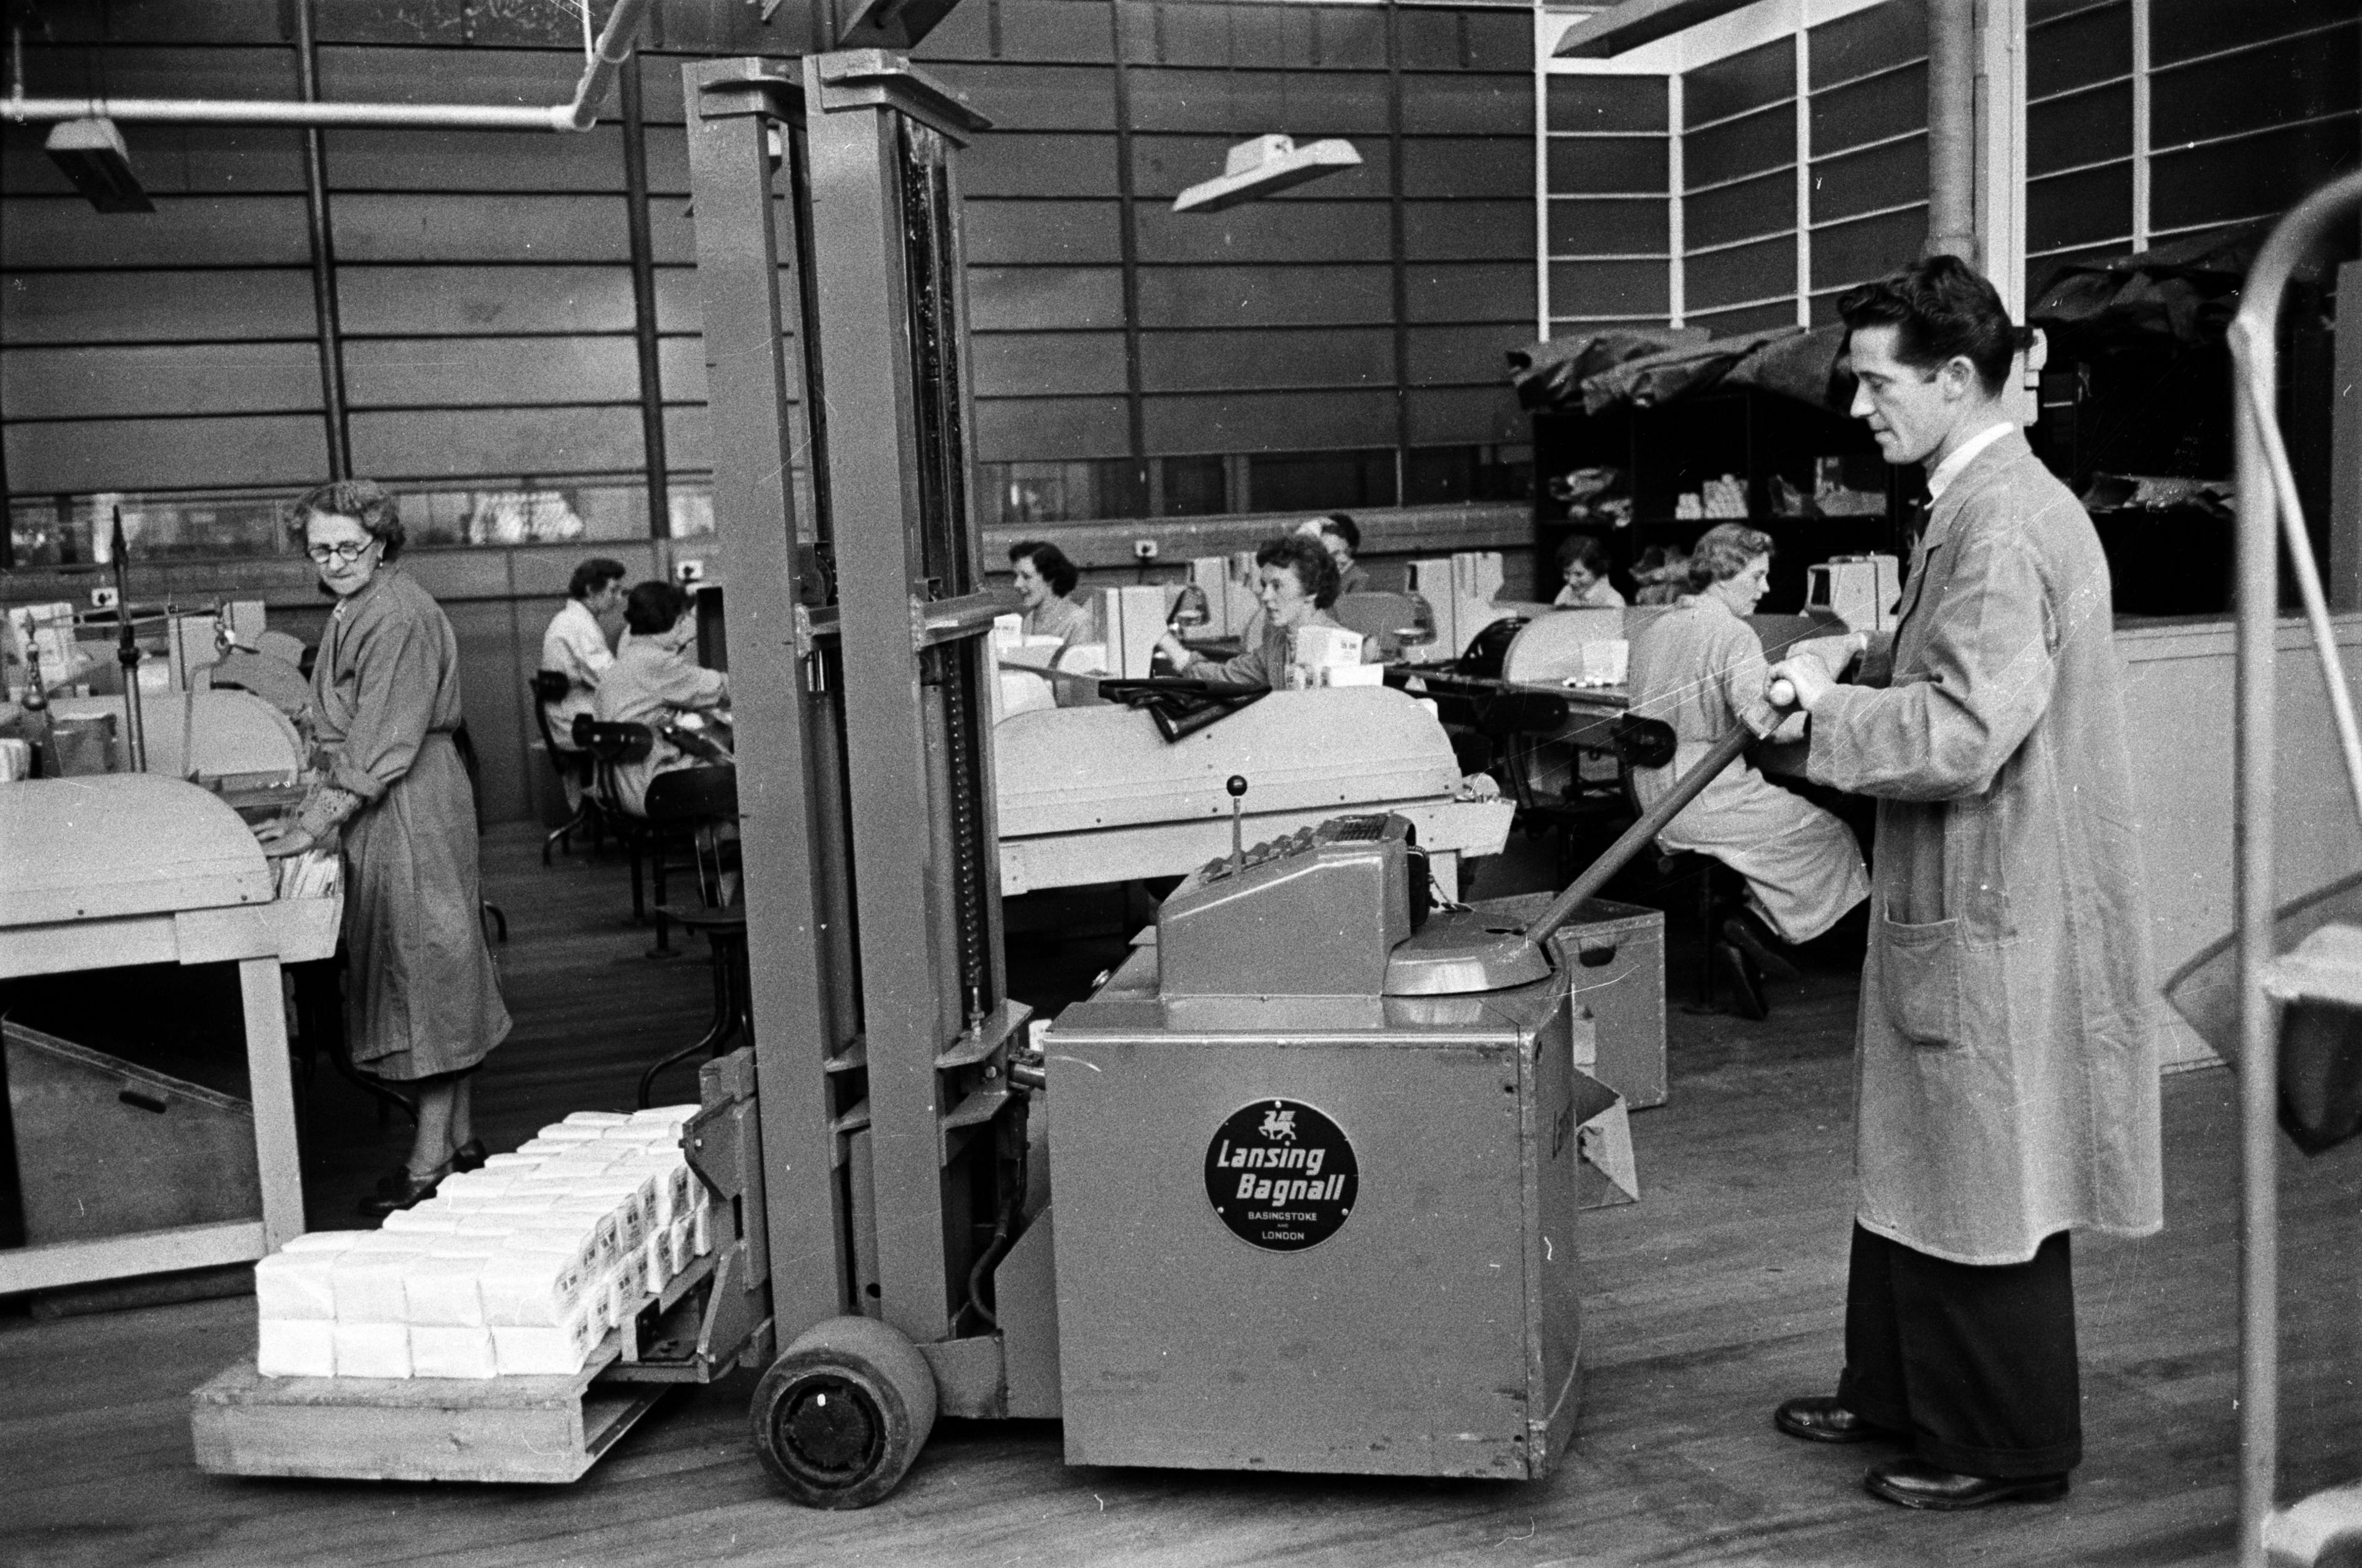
[1765,255,2163,1511]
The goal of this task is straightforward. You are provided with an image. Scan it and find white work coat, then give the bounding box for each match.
[539,597,614,748]
[1626,595,1868,945]
[1805,431,2163,1265]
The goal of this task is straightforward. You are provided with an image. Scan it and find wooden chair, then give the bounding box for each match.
[530,670,603,866]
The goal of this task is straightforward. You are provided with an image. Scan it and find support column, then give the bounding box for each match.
[293,0,351,479]
[621,60,672,541]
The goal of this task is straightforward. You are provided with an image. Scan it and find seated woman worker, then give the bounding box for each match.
[1155,533,1368,688]
[594,579,731,818]
[1553,533,1626,608]
[1624,522,1869,1017]
[1008,539,1096,645]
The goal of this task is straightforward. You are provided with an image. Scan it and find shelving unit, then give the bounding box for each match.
[1532,388,1909,612]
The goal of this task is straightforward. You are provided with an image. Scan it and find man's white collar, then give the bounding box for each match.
[1925,420,2015,501]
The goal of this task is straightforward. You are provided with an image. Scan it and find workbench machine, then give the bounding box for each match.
[662,41,1741,1505]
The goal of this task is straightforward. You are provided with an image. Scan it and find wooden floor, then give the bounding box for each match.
[6,823,2360,1567]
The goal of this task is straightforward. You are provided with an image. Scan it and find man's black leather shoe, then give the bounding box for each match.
[1774,1396,1893,1445]
[1864,1457,2069,1510]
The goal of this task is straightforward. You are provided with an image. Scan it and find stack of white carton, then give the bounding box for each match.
[252,1105,709,1380]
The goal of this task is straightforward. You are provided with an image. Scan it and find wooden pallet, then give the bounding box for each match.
[191,1254,715,1484]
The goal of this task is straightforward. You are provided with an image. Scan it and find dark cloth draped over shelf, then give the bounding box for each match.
[2026,222,2272,354]
[1509,323,1854,418]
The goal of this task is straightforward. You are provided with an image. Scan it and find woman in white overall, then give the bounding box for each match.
[1625,522,1869,1016]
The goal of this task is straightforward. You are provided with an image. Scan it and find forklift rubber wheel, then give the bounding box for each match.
[749,1315,939,1508]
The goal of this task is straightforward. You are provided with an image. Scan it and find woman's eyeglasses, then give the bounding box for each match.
[306,539,379,563]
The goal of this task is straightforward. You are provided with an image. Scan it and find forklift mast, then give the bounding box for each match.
[682,50,1028,1399]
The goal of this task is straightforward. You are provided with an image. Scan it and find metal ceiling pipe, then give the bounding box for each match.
[1925,0,1977,263]
[1,0,654,132]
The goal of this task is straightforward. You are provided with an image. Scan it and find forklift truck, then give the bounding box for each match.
[660,42,1668,1506]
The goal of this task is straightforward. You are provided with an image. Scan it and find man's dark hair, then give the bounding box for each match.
[623,579,692,636]
[1319,513,1360,554]
[1836,253,2020,397]
[568,557,628,601]
[1255,533,1343,610]
[1008,539,1079,598]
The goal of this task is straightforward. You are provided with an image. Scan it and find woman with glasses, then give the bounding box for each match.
[266,479,511,1216]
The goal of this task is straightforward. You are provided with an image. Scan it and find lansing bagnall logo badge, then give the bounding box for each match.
[1204,1097,1359,1252]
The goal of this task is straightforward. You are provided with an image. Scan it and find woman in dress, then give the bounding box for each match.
[264,480,511,1216]
[1624,522,1868,1017]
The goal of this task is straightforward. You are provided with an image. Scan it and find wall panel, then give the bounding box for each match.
[1406,384,1521,446]
[971,266,1131,331]
[966,199,1127,265]
[6,415,327,493]
[964,133,1126,198]
[977,396,1133,461]
[1139,327,1392,391]
[338,265,642,336]
[0,125,305,196]
[1401,136,1534,199]
[2,196,309,268]
[1142,388,1393,455]
[1,269,317,344]
[4,342,322,420]
[1810,205,1927,292]
[342,336,640,409]
[1687,170,1794,251]
[332,193,630,264]
[1404,199,1533,261]
[1548,259,1670,317]
[1407,262,1534,324]
[1686,235,1794,312]
[1548,198,1669,256]
[325,127,627,193]
[1132,200,1391,263]
[975,331,1133,397]
[348,407,643,480]
[1407,321,1533,388]
[1136,264,1395,327]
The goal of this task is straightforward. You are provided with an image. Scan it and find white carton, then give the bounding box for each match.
[629,1104,697,1128]
[253,1250,338,1321]
[403,1254,488,1327]
[481,1152,545,1171]
[543,1203,622,1272]
[533,1124,608,1144]
[331,1249,423,1324]
[492,1310,597,1377]
[561,1110,632,1128]
[479,1249,591,1328]
[691,1204,713,1257]
[257,1318,336,1378]
[332,1321,412,1379]
[279,1231,368,1255]
[378,1208,464,1235]
[410,1325,499,1380]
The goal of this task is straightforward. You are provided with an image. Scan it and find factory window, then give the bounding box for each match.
[1406,444,1535,506]
[4,480,696,569]
[1155,456,1231,518]
[980,460,1148,527]
[1245,449,1400,514]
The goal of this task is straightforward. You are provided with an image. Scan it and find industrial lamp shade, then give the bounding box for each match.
[1171,133,1361,214]
[45,118,153,213]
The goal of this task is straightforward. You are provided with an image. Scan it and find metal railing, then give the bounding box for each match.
[2224,167,2362,1568]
